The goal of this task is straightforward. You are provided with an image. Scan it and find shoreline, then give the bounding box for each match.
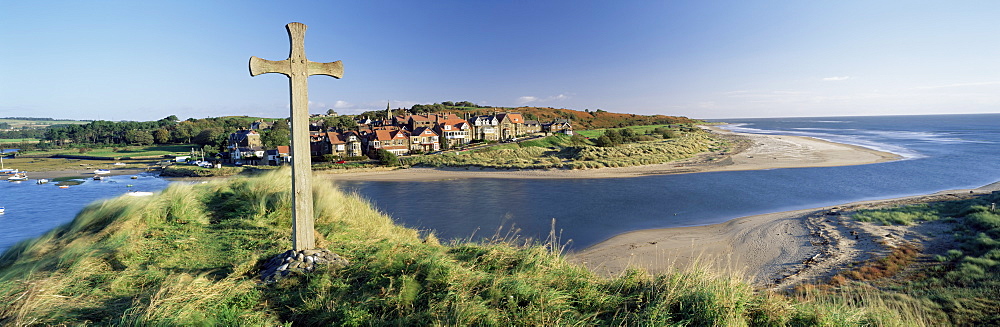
[322,127,902,182]
[569,181,1000,289]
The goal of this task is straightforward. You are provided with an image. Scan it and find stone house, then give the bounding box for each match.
[365,129,410,156]
[469,115,500,141]
[543,118,573,135]
[409,127,440,152]
[496,112,525,140]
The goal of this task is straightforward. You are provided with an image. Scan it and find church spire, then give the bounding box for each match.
[385,101,391,120]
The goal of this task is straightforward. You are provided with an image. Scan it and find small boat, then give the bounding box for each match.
[36,179,49,184]
[93,175,104,181]
[8,173,27,181]
[113,162,126,166]
[58,185,70,189]
[94,169,111,175]
[130,176,139,179]
[0,206,5,213]
[125,191,154,197]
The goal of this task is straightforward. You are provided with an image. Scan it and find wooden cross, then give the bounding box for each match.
[249,22,343,251]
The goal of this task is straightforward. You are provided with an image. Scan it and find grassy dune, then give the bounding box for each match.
[0,169,916,325]
[410,131,726,170]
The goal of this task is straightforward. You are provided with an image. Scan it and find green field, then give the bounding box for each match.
[0,138,39,143]
[575,124,676,138]
[24,144,196,158]
[0,118,88,129]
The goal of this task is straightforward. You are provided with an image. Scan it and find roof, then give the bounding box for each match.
[497,113,524,124]
[412,127,438,137]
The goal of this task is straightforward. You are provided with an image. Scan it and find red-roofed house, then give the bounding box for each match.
[365,129,410,156]
[436,117,471,147]
[496,112,525,140]
[409,127,440,152]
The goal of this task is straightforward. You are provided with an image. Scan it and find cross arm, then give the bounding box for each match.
[249,56,290,77]
[308,60,344,79]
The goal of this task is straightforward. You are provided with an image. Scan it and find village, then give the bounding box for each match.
[223,105,574,166]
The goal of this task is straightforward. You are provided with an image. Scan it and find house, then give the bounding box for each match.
[249,120,271,130]
[365,129,410,156]
[436,117,472,147]
[313,131,363,157]
[523,120,542,134]
[495,112,526,140]
[469,115,500,141]
[266,146,291,165]
[228,130,262,149]
[230,146,266,165]
[409,127,440,152]
[543,118,573,135]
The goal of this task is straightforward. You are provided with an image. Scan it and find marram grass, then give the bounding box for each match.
[0,168,916,325]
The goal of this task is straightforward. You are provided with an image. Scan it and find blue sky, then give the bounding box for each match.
[3,1,1000,121]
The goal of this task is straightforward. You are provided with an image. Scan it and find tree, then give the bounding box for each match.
[594,135,615,147]
[262,119,290,148]
[375,149,399,166]
[193,127,223,147]
[125,130,154,145]
[153,128,170,144]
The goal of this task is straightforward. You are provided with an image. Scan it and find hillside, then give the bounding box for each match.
[361,105,698,130]
[0,169,910,325]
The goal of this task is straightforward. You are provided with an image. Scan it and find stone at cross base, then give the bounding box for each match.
[249,22,342,251]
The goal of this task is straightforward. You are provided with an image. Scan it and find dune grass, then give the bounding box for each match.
[830,193,1000,325]
[409,130,725,170]
[0,168,916,325]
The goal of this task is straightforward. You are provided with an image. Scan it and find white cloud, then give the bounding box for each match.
[517,96,539,104]
[822,76,851,81]
[333,100,352,109]
[516,94,570,105]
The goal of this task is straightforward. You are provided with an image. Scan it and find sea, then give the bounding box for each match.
[0,174,172,252]
[335,114,1000,251]
[2,114,999,253]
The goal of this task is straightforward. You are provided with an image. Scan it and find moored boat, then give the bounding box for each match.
[8,173,28,181]
[36,179,49,184]
[58,185,70,189]
[93,175,104,181]
[94,169,111,175]
[0,206,5,213]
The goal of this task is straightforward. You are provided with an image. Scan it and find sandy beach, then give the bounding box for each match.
[570,182,1000,290]
[323,127,901,182]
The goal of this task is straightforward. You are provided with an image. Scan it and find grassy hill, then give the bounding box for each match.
[0,169,914,325]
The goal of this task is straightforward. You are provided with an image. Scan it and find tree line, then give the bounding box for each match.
[34,116,290,154]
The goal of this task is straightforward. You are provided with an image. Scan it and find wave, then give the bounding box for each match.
[719,124,924,159]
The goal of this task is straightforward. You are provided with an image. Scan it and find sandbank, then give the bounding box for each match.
[569,182,1000,290]
[322,127,901,182]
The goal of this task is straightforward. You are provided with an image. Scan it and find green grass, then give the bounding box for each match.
[0,168,913,325]
[0,138,39,143]
[23,144,194,158]
[409,130,725,170]
[575,124,675,138]
[834,192,1000,325]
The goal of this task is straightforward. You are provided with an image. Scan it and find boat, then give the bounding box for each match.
[93,175,104,181]
[113,162,126,166]
[36,179,49,184]
[94,169,111,174]
[8,173,28,181]
[125,191,154,197]
[0,206,5,213]
[130,176,139,179]
[58,185,69,189]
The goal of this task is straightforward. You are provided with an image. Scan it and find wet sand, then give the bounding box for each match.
[569,183,1000,289]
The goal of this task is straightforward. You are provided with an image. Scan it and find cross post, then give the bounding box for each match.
[249,22,343,251]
